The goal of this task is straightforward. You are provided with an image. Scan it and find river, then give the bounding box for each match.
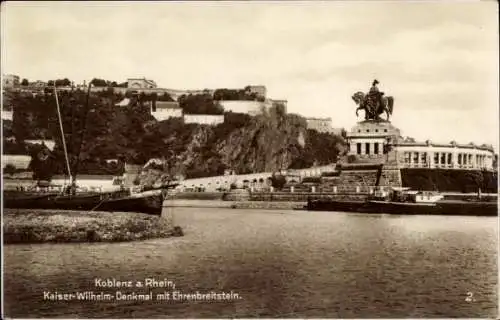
[3,208,498,318]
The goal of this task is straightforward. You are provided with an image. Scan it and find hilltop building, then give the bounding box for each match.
[150,101,183,121]
[127,78,157,89]
[2,110,13,121]
[306,117,339,133]
[3,74,20,88]
[184,114,224,126]
[245,85,267,99]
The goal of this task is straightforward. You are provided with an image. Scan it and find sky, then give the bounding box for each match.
[2,1,499,149]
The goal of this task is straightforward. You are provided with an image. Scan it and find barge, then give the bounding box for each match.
[307,188,498,216]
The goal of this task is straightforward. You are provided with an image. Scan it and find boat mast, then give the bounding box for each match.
[71,83,93,187]
[54,85,73,186]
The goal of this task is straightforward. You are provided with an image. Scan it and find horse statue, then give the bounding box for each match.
[352,86,394,121]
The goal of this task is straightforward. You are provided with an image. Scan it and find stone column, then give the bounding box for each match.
[453,151,458,169]
[311,186,316,193]
[429,151,434,168]
[290,186,294,193]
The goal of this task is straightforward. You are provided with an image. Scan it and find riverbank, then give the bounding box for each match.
[3,209,180,244]
[231,201,307,210]
[164,199,306,210]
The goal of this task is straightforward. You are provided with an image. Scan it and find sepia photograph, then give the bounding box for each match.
[1,1,498,318]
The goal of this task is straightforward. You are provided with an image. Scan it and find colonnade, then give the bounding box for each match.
[402,151,490,169]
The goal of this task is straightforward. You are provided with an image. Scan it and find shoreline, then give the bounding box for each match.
[163,199,306,210]
[3,209,180,244]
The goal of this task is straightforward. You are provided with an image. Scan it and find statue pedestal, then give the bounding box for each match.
[346,120,401,164]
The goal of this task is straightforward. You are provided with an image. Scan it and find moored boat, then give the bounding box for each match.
[3,84,180,216]
[307,187,497,216]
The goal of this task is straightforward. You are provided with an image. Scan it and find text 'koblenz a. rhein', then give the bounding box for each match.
[94,277,176,288]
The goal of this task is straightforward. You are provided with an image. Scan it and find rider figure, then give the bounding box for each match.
[368,79,384,118]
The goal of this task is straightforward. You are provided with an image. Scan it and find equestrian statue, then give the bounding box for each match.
[352,79,394,121]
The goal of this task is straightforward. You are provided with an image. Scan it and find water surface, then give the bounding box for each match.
[4,208,498,318]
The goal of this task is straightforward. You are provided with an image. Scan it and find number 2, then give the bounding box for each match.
[465,292,474,302]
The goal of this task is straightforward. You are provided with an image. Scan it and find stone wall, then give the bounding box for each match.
[249,192,370,202]
[379,168,402,187]
[319,169,379,193]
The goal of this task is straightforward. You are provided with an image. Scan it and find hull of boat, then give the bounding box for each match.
[5,193,105,211]
[96,194,163,215]
[436,200,498,216]
[307,199,497,216]
[3,192,163,215]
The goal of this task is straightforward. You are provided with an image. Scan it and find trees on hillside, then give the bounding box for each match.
[46,79,71,87]
[90,78,108,87]
[178,93,223,115]
[7,89,348,180]
[213,88,260,101]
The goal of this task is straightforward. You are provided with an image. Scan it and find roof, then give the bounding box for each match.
[127,78,156,86]
[155,101,181,109]
[51,174,117,180]
[306,117,332,121]
[115,98,130,107]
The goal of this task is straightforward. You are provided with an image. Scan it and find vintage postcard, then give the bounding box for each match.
[1,1,498,319]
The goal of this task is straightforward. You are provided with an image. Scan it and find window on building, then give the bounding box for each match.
[365,143,370,155]
[447,153,452,165]
[404,152,410,164]
[440,153,446,165]
[421,152,427,165]
[366,129,370,132]
[384,129,388,132]
[374,143,379,155]
[357,143,361,155]
[413,152,419,164]
[375,129,379,132]
[434,153,439,164]
[458,154,462,165]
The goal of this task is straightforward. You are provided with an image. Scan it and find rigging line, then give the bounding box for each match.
[54,85,72,183]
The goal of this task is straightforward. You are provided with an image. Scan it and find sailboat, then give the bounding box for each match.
[3,84,177,215]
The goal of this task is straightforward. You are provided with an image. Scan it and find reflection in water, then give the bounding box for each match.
[4,209,498,318]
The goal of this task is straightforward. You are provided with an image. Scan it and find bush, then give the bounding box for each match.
[347,155,357,163]
[270,174,287,190]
